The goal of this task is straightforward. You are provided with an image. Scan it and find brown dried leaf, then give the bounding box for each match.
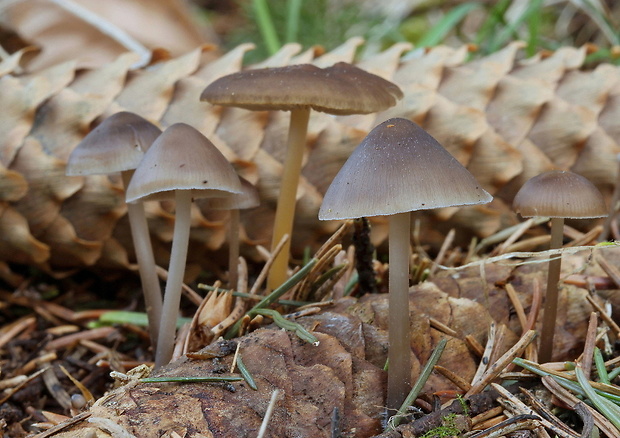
[3,0,213,70]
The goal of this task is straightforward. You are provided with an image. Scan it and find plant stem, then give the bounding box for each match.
[268,108,311,290]
[539,217,563,363]
[121,171,162,350]
[228,209,240,290]
[387,212,412,411]
[155,190,192,368]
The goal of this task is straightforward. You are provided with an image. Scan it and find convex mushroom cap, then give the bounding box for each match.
[66,111,161,176]
[319,118,493,220]
[126,123,242,203]
[513,170,607,219]
[200,62,403,115]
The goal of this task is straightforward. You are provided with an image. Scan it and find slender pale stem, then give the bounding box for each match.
[387,212,412,411]
[155,190,192,368]
[228,209,240,290]
[268,108,311,290]
[121,171,162,350]
[538,217,564,363]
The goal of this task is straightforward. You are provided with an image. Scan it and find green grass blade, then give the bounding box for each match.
[576,366,620,431]
[388,338,448,430]
[595,348,611,385]
[224,258,318,339]
[286,0,303,43]
[417,3,481,47]
[253,0,281,55]
[474,0,512,48]
[141,375,243,383]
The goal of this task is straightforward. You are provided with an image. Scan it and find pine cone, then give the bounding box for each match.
[1,40,618,276]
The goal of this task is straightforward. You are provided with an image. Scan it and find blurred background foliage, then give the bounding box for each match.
[197,0,619,64]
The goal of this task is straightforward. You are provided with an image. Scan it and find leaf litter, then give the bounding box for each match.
[2,15,620,438]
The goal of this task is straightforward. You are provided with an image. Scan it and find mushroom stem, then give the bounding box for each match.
[268,107,311,290]
[228,209,240,289]
[539,217,564,363]
[387,212,412,411]
[155,190,193,368]
[121,171,162,350]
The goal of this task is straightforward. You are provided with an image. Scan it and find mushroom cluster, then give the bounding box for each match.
[65,61,406,370]
[202,62,404,291]
[67,114,251,368]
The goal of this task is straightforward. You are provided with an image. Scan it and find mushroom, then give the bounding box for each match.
[201,62,403,290]
[126,123,242,367]
[513,170,607,363]
[319,118,492,411]
[66,111,163,348]
[206,176,259,289]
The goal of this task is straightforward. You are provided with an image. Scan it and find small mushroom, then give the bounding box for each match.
[201,62,403,290]
[126,123,242,367]
[513,170,607,363]
[206,177,259,289]
[319,118,492,410]
[66,111,163,348]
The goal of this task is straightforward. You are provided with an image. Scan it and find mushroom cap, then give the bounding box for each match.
[513,170,607,219]
[66,112,161,176]
[318,118,492,220]
[200,62,403,115]
[125,123,242,203]
[208,177,259,210]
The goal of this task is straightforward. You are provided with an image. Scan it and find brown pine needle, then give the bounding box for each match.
[586,294,620,337]
[434,365,472,392]
[429,318,458,337]
[465,334,485,357]
[471,406,505,427]
[505,283,527,332]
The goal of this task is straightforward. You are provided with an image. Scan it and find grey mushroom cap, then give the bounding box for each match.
[319,118,493,220]
[126,123,242,203]
[66,112,162,176]
[200,62,403,115]
[513,170,608,219]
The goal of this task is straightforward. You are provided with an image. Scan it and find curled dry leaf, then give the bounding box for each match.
[0,40,619,277]
[2,0,215,70]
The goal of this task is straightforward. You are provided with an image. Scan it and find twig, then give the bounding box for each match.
[257,389,280,438]
[466,330,537,396]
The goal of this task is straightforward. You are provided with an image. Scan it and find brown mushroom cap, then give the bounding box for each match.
[125,123,242,203]
[66,112,161,176]
[319,118,492,220]
[513,170,607,219]
[200,62,403,115]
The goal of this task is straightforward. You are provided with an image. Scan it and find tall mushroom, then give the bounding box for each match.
[126,123,242,368]
[319,118,492,411]
[66,111,163,349]
[513,170,607,363]
[201,62,403,290]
